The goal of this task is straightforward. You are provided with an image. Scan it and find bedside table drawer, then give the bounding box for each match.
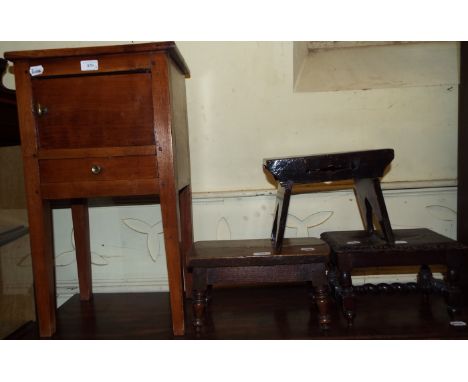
[39,156,159,199]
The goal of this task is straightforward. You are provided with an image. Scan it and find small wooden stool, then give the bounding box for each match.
[321,228,467,325]
[187,238,331,330]
[263,149,395,251]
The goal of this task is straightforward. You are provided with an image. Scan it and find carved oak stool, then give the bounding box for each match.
[187,238,331,331]
[321,229,467,325]
[263,149,395,252]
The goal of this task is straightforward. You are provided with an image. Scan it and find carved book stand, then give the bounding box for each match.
[264,149,396,252]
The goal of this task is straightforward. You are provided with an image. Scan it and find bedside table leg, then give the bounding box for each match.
[179,185,194,299]
[160,186,186,336]
[71,199,92,301]
[28,199,56,337]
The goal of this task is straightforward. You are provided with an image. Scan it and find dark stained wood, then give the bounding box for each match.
[263,149,394,184]
[271,182,292,251]
[458,42,468,301]
[4,42,190,78]
[188,238,329,268]
[71,199,92,300]
[33,72,155,149]
[187,238,331,331]
[7,42,193,337]
[322,229,466,265]
[354,177,394,243]
[0,58,20,146]
[322,228,468,325]
[205,264,322,284]
[8,287,468,339]
[459,41,468,244]
[264,149,395,252]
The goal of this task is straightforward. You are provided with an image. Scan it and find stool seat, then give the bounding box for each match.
[322,229,466,267]
[321,228,468,324]
[187,238,331,331]
[188,238,329,268]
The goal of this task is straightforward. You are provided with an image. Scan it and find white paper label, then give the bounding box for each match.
[80,60,99,71]
[450,321,467,327]
[395,240,408,244]
[300,247,316,251]
[29,65,44,76]
[347,241,361,245]
[253,251,271,256]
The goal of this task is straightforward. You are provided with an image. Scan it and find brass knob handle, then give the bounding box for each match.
[91,165,102,175]
[36,103,48,117]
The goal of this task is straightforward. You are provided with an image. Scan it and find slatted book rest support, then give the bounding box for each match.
[264,149,395,252]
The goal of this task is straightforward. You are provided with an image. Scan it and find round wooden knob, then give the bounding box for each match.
[91,165,102,175]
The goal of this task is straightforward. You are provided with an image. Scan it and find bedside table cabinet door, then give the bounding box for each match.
[32,72,155,149]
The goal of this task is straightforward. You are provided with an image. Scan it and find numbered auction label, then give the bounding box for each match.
[29,65,44,76]
[80,60,99,71]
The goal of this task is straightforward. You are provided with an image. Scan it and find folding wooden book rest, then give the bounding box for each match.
[263,149,395,252]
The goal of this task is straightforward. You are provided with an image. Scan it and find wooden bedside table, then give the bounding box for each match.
[5,42,194,337]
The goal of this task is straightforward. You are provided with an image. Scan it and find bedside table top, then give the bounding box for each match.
[4,41,190,78]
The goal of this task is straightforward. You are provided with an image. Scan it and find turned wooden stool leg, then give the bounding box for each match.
[417,264,433,303]
[445,267,462,319]
[339,268,355,326]
[192,290,207,329]
[271,181,293,252]
[313,285,331,330]
[192,268,207,330]
[205,284,213,304]
[327,262,340,298]
[311,264,331,330]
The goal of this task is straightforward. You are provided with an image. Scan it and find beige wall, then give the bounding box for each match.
[0,41,459,194]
